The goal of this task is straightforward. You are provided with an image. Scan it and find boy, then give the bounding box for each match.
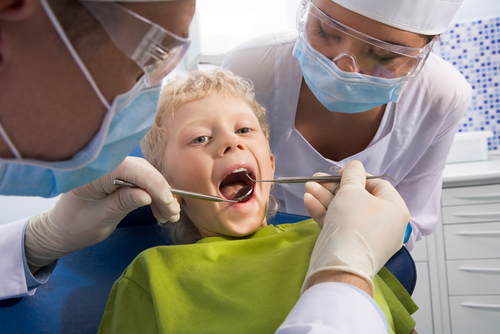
[98,70,416,333]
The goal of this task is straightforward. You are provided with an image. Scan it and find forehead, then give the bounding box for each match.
[122,0,195,38]
[164,95,259,130]
[313,0,426,47]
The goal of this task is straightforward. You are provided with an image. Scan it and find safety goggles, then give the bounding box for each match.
[81,1,191,86]
[296,0,436,80]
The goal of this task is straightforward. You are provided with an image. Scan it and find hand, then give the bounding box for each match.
[24,157,180,270]
[301,160,410,295]
[304,172,339,229]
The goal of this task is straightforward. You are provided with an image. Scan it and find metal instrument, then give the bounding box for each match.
[246,174,397,183]
[113,179,253,203]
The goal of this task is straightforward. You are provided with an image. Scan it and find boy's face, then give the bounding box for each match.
[163,94,275,239]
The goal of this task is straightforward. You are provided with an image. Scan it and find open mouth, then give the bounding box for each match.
[219,168,256,203]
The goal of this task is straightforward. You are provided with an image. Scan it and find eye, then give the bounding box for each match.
[192,135,210,144]
[369,54,394,65]
[315,23,341,43]
[365,47,400,66]
[236,127,252,134]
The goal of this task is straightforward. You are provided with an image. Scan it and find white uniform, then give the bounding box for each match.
[278,283,388,333]
[223,31,472,250]
[0,218,54,300]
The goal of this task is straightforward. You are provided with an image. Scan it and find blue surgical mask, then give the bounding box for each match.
[0,1,160,197]
[0,77,160,197]
[292,34,407,113]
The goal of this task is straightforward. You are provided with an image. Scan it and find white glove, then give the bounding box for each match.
[302,160,410,295]
[24,156,180,269]
[304,172,339,229]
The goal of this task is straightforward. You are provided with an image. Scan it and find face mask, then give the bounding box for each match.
[292,34,407,113]
[0,1,160,197]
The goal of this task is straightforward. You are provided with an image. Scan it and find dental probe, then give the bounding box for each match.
[113,179,253,203]
[246,174,397,183]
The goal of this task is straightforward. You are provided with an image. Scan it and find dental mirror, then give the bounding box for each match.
[233,185,253,202]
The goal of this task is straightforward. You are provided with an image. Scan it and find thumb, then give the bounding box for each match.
[338,160,367,190]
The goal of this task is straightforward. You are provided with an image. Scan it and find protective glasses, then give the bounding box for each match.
[297,0,436,80]
[81,1,191,86]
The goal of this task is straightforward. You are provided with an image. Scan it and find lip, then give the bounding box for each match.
[218,162,257,203]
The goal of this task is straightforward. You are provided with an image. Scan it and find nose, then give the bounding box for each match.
[333,51,359,73]
[219,133,245,156]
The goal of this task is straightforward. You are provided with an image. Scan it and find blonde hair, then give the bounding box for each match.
[141,69,275,244]
[141,69,270,176]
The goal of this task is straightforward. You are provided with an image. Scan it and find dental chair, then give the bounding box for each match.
[0,147,416,334]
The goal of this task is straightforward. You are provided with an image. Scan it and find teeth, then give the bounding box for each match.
[231,168,248,173]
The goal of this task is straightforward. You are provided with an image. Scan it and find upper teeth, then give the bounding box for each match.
[232,168,248,173]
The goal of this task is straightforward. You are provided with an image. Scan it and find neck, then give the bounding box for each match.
[295,79,386,161]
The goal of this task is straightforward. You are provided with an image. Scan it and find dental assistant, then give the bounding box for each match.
[0,0,194,299]
[223,0,471,250]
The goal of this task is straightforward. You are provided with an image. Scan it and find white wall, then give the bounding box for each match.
[452,0,500,23]
[0,195,59,225]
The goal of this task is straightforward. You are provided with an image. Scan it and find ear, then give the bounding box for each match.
[269,152,275,175]
[0,0,38,21]
[174,194,183,205]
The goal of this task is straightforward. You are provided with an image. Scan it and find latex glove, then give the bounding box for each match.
[304,172,339,229]
[24,156,180,269]
[301,160,410,295]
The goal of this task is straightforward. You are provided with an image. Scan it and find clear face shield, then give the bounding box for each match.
[297,0,436,80]
[81,0,192,86]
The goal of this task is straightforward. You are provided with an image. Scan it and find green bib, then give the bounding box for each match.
[99,220,417,334]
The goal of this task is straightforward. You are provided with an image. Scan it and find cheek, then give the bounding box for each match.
[162,148,185,188]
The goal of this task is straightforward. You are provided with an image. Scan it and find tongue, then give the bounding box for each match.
[220,182,247,200]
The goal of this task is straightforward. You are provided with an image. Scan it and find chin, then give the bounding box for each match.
[226,218,267,237]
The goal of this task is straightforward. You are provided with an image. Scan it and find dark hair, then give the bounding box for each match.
[51,0,104,48]
[422,34,438,45]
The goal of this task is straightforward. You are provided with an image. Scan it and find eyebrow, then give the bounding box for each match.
[179,31,190,39]
[179,118,208,129]
[317,7,417,48]
[321,17,346,32]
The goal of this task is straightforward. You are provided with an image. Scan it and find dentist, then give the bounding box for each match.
[0,0,194,299]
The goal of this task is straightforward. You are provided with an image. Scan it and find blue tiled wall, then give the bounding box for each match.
[433,16,499,151]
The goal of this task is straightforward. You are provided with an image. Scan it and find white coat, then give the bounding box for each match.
[0,219,34,299]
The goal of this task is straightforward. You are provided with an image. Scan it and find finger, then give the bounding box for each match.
[85,187,152,230]
[312,172,339,193]
[304,193,326,229]
[150,201,181,223]
[108,157,180,222]
[305,181,335,209]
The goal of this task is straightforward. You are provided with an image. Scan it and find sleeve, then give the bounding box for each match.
[222,36,276,91]
[21,219,57,291]
[0,219,34,300]
[398,62,472,251]
[222,32,296,109]
[276,283,389,334]
[0,218,58,300]
[98,276,159,334]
